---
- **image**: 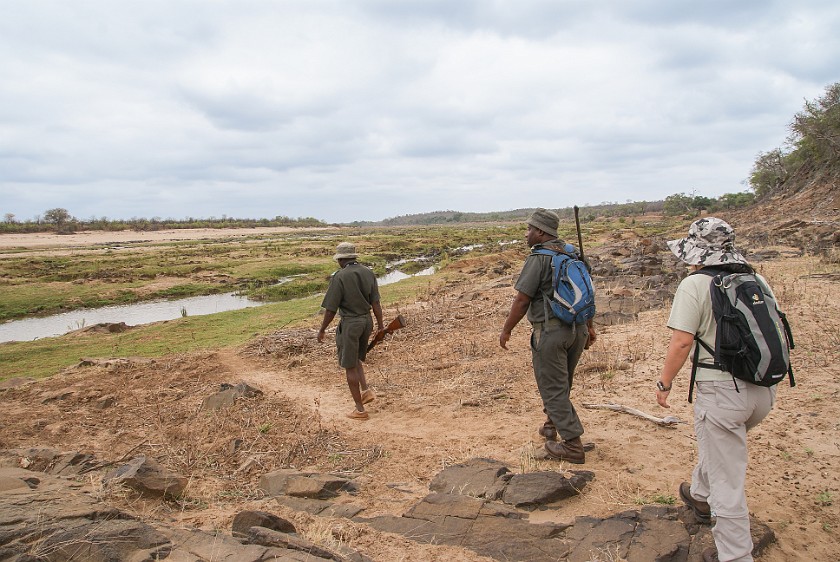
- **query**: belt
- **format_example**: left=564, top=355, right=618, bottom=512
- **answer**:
left=531, top=317, right=563, bottom=331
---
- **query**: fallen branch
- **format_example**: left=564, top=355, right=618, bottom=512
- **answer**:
left=582, top=403, right=686, bottom=427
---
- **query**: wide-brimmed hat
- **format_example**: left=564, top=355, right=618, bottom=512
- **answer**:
left=667, top=217, right=749, bottom=267
left=526, top=208, right=559, bottom=238
left=333, top=242, right=358, bottom=260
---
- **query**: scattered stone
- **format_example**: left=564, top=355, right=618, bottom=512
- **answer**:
left=355, top=459, right=775, bottom=562
left=501, top=470, right=595, bottom=510
left=201, top=381, right=264, bottom=410
left=245, top=527, right=344, bottom=561
left=232, top=510, right=297, bottom=536
left=103, top=454, right=188, bottom=498
left=0, top=377, right=36, bottom=390
left=429, top=457, right=510, bottom=498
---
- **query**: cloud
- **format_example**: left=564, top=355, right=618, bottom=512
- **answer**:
left=1, top=1, right=838, bottom=223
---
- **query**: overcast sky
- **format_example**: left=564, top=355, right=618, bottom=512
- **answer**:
left=1, top=1, right=838, bottom=224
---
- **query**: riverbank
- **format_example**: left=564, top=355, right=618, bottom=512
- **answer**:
left=0, top=226, right=336, bottom=250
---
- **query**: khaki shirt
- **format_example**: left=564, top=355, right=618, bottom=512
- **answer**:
left=321, top=263, right=380, bottom=317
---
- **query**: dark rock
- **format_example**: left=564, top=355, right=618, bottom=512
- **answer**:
left=404, top=492, right=485, bottom=522
left=103, top=454, right=188, bottom=498
left=501, top=470, right=594, bottom=510
left=246, top=526, right=344, bottom=561
left=429, top=457, right=510, bottom=498
left=232, top=510, right=297, bottom=536
left=285, top=474, right=356, bottom=499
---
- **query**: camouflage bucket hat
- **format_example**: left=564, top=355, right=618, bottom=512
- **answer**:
left=667, top=217, right=748, bottom=267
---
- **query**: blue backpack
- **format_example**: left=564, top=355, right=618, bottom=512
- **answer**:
left=532, top=245, right=596, bottom=325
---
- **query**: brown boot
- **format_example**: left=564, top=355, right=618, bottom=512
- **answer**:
left=545, top=437, right=585, bottom=464
left=538, top=417, right=557, bottom=440
left=679, top=482, right=711, bottom=523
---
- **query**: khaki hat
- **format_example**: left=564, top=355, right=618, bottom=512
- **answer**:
left=333, top=242, right=358, bottom=260
left=667, top=217, right=749, bottom=267
left=526, top=208, right=559, bottom=238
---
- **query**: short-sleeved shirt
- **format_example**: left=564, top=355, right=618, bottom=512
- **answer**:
left=668, top=270, right=775, bottom=382
left=514, top=243, right=556, bottom=324
left=321, top=262, right=380, bottom=317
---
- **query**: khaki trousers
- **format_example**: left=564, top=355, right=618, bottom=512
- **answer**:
left=691, top=380, right=776, bottom=562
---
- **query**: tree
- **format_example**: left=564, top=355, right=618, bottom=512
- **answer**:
left=790, top=81, right=840, bottom=166
left=663, top=193, right=695, bottom=216
left=749, top=81, right=840, bottom=197
left=43, top=208, right=71, bottom=226
left=3, top=213, right=15, bottom=223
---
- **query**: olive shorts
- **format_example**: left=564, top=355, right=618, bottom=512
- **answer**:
left=335, top=315, right=373, bottom=369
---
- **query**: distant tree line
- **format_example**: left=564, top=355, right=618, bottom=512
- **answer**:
left=0, top=210, right=327, bottom=234
left=749, top=81, right=840, bottom=198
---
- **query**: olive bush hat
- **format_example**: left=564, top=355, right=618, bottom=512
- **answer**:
left=333, top=242, right=358, bottom=260
left=667, top=217, right=749, bottom=267
left=526, top=208, right=559, bottom=238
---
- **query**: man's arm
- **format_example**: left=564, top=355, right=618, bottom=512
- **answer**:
left=655, top=329, right=694, bottom=408
left=317, top=309, right=337, bottom=343
left=372, top=301, right=385, bottom=332
left=500, top=291, right=531, bottom=349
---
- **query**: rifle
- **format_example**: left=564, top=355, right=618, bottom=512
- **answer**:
left=573, top=205, right=590, bottom=272
left=367, top=315, right=406, bottom=351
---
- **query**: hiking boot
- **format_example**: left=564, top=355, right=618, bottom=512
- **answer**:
left=346, top=409, right=369, bottom=421
left=538, top=418, right=557, bottom=440
left=680, top=482, right=711, bottom=522
left=361, top=388, right=376, bottom=404
left=702, top=547, right=719, bottom=562
left=544, top=437, right=585, bottom=464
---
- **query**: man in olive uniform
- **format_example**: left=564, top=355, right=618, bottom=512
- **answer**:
left=500, top=209, right=596, bottom=463
left=318, top=242, right=385, bottom=420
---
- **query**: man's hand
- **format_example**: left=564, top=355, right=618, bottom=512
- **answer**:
left=499, top=330, right=511, bottom=350
left=656, top=388, right=671, bottom=408
left=317, top=328, right=326, bottom=343
left=584, top=324, right=597, bottom=350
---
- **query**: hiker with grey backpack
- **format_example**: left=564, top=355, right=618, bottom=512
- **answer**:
left=655, top=218, right=795, bottom=562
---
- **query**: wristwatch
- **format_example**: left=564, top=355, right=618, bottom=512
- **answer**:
left=656, top=380, right=672, bottom=392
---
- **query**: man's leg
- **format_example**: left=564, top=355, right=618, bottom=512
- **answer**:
left=532, top=325, right=585, bottom=441
left=346, top=363, right=365, bottom=412
left=695, top=381, right=754, bottom=562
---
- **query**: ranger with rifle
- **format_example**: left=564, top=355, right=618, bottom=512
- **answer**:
left=318, top=242, right=385, bottom=420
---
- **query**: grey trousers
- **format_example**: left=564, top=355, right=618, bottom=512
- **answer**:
left=691, top=380, right=776, bottom=562
left=530, top=320, right=588, bottom=441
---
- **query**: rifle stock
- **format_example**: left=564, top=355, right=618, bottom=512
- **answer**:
left=367, top=315, right=406, bottom=351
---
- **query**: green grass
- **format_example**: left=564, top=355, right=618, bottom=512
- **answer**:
left=0, top=295, right=322, bottom=380
left=0, top=224, right=520, bottom=322
left=0, top=269, right=452, bottom=381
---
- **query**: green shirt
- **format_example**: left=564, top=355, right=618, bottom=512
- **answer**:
left=321, top=262, right=380, bottom=317
left=513, top=244, right=556, bottom=324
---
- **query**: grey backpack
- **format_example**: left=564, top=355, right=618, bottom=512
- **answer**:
left=688, top=268, right=795, bottom=402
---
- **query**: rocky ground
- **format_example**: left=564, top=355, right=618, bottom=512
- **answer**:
left=1, top=202, right=838, bottom=561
